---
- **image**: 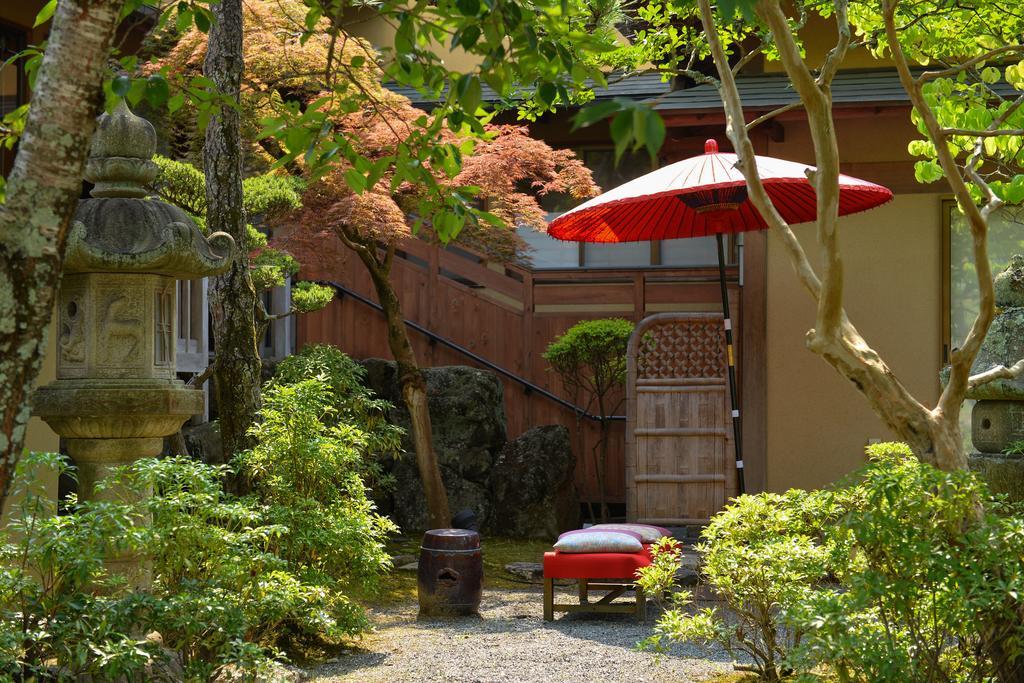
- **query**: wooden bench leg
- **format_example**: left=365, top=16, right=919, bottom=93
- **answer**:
left=578, top=578, right=589, bottom=604
left=544, top=578, right=554, bottom=621
left=635, top=586, right=646, bottom=621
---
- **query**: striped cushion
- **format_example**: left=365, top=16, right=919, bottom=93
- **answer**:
left=588, top=523, right=672, bottom=544
left=553, top=529, right=644, bottom=554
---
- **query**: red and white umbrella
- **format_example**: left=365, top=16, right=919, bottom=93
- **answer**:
left=548, top=139, right=893, bottom=494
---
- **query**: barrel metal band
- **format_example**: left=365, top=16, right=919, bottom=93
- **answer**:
left=419, top=547, right=481, bottom=554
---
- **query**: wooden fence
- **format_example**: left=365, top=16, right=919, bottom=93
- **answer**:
left=297, top=238, right=741, bottom=504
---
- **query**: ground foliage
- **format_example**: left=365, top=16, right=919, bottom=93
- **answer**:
left=639, top=442, right=1024, bottom=683
left=0, top=347, right=397, bottom=680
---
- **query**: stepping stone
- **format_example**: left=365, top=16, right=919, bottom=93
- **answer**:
left=504, top=561, right=544, bottom=582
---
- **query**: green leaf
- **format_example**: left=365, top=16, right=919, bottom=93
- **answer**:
left=538, top=82, right=557, bottom=108
left=167, top=93, right=186, bottom=114
left=461, top=76, right=482, bottom=113
left=644, top=110, right=666, bottom=159
left=459, top=25, right=481, bottom=50
left=395, top=16, right=415, bottom=54
left=34, top=0, right=56, bottom=27
left=146, top=75, right=170, bottom=107
left=573, top=100, right=623, bottom=130
left=456, top=0, right=481, bottom=16
left=914, top=160, right=944, bottom=184
left=343, top=168, right=367, bottom=193
left=980, top=66, right=1001, bottom=84
left=111, top=75, right=132, bottom=98
left=610, top=111, right=633, bottom=162
left=350, top=56, right=366, bottom=68
left=194, top=8, right=212, bottom=33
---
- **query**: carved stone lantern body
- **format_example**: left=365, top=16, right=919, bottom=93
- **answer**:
left=964, top=254, right=1024, bottom=500
left=33, top=101, right=234, bottom=575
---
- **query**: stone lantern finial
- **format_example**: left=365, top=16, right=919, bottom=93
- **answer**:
left=85, top=99, right=160, bottom=199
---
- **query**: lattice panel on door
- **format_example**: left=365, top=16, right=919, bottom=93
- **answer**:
left=636, top=317, right=725, bottom=380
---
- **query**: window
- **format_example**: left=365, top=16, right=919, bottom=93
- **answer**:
left=525, top=147, right=737, bottom=270
left=944, top=201, right=1024, bottom=447
left=0, top=23, right=27, bottom=178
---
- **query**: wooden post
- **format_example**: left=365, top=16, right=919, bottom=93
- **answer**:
left=544, top=578, right=554, bottom=622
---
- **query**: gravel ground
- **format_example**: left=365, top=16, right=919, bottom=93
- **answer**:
left=305, top=587, right=735, bottom=683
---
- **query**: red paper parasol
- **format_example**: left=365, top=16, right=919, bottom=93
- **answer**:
left=548, top=139, right=893, bottom=495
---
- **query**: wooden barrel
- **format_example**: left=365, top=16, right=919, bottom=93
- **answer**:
left=417, top=529, right=483, bottom=617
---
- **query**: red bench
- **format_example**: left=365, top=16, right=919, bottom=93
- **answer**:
left=542, top=548, right=652, bottom=621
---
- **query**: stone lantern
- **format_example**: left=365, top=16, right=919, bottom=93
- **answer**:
left=33, top=101, right=234, bottom=567
left=965, top=255, right=1024, bottom=499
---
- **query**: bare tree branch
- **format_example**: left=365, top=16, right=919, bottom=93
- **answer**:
left=919, top=45, right=1024, bottom=81
left=968, top=359, right=1024, bottom=391
left=746, top=102, right=803, bottom=131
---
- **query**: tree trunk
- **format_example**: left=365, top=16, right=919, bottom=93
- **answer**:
left=361, top=250, right=451, bottom=529
left=204, top=0, right=261, bottom=464
left=0, top=0, right=126, bottom=507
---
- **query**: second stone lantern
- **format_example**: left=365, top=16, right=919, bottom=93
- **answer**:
left=33, top=100, right=235, bottom=575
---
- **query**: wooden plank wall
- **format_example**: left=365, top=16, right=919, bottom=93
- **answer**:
left=297, top=239, right=740, bottom=504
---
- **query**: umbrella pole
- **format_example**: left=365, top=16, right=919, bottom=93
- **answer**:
left=716, top=233, right=745, bottom=495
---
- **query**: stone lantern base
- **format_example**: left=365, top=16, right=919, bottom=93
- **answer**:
left=968, top=453, right=1024, bottom=504
left=34, top=380, right=203, bottom=499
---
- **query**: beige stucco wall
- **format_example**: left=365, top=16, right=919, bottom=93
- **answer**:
left=23, top=318, right=59, bottom=455
left=764, top=192, right=944, bottom=491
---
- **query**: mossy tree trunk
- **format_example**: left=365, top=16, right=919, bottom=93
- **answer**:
left=0, top=0, right=126, bottom=507
left=342, top=234, right=451, bottom=529
left=204, top=0, right=261, bottom=465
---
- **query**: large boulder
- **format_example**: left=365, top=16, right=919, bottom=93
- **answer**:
left=391, top=461, right=493, bottom=531
left=487, top=425, right=578, bottom=538
left=360, top=359, right=507, bottom=530
left=179, top=421, right=222, bottom=465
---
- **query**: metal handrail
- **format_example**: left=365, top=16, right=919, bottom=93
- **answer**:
left=315, top=280, right=627, bottom=422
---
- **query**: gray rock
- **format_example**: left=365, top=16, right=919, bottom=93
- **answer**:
left=391, top=554, right=417, bottom=566
left=398, top=562, right=419, bottom=572
left=182, top=420, right=223, bottom=465
left=361, top=359, right=507, bottom=480
left=504, top=562, right=544, bottom=582
left=487, top=425, right=578, bottom=538
left=361, top=360, right=508, bottom=530
left=391, top=460, right=492, bottom=532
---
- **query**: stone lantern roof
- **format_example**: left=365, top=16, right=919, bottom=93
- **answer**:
left=62, top=98, right=234, bottom=279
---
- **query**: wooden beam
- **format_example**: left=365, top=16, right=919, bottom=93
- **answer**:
left=740, top=230, right=767, bottom=493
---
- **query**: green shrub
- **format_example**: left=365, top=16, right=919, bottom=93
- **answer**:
left=271, top=343, right=403, bottom=489
left=0, top=452, right=157, bottom=680
left=790, top=442, right=1024, bottom=683
left=543, top=318, right=634, bottom=521
left=237, top=378, right=398, bottom=610
left=638, top=488, right=849, bottom=682
left=641, top=442, right=1024, bottom=683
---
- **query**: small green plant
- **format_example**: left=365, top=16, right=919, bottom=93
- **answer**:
left=0, top=452, right=157, bottom=680
left=237, top=377, right=398, bottom=618
left=1003, top=440, right=1024, bottom=457
left=638, top=489, right=849, bottom=682
left=641, top=442, right=1024, bottom=682
left=544, top=317, right=634, bottom=521
left=789, top=442, right=1024, bottom=683
left=270, top=343, right=403, bottom=463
